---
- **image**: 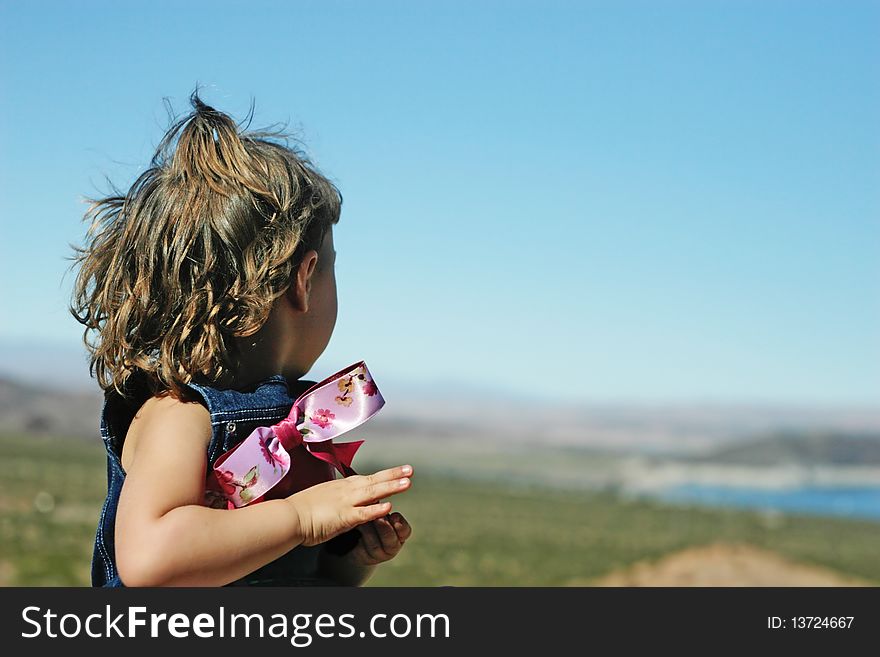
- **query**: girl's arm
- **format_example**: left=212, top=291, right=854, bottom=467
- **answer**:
left=115, top=395, right=307, bottom=587
left=115, top=394, right=413, bottom=586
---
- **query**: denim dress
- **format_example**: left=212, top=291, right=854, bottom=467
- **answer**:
left=91, top=372, right=351, bottom=587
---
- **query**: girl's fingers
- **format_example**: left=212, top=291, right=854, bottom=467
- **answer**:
left=389, top=513, right=413, bottom=542
left=356, top=521, right=384, bottom=561
left=356, top=475, right=411, bottom=506
left=358, top=501, right=392, bottom=523
left=365, top=465, right=413, bottom=485
left=373, top=515, right=400, bottom=552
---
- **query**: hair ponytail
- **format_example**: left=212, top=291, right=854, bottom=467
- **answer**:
left=67, top=88, right=341, bottom=400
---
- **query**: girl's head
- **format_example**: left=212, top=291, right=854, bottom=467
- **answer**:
left=68, top=89, right=341, bottom=399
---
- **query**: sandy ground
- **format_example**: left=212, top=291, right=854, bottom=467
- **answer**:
left=578, top=542, right=873, bottom=587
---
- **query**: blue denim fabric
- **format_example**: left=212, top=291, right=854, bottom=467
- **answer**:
left=91, top=373, right=340, bottom=587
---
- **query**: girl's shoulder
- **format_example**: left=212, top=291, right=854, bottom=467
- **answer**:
left=119, top=392, right=212, bottom=473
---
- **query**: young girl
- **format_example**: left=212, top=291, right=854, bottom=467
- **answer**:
left=68, top=90, right=413, bottom=587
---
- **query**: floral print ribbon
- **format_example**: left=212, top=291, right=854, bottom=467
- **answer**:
left=205, top=361, right=384, bottom=509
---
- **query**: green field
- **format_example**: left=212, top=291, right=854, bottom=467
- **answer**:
left=2, top=433, right=879, bottom=586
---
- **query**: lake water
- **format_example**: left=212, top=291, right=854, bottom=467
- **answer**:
left=654, top=484, right=880, bottom=521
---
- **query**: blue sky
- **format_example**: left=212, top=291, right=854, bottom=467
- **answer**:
left=0, top=0, right=877, bottom=404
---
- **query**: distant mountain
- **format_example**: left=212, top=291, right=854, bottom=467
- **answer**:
left=0, top=336, right=97, bottom=391
left=0, top=375, right=104, bottom=439
left=2, top=336, right=880, bottom=456
left=686, top=431, right=880, bottom=467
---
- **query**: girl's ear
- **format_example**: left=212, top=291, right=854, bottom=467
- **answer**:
left=286, top=250, right=319, bottom=312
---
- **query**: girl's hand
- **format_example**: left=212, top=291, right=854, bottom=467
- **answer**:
left=285, top=465, right=413, bottom=547
left=347, top=512, right=412, bottom=565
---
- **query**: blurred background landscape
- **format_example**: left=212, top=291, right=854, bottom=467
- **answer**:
left=2, top=344, right=879, bottom=586
left=2, top=0, right=878, bottom=585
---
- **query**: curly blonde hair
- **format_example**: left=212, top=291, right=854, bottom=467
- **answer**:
left=67, top=89, right=341, bottom=400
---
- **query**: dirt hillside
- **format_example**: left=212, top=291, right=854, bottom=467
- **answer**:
left=578, top=543, right=872, bottom=587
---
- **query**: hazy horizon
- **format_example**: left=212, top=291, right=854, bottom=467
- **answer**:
left=2, top=335, right=879, bottom=412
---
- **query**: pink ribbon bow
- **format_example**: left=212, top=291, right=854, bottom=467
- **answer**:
left=205, top=361, right=385, bottom=509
